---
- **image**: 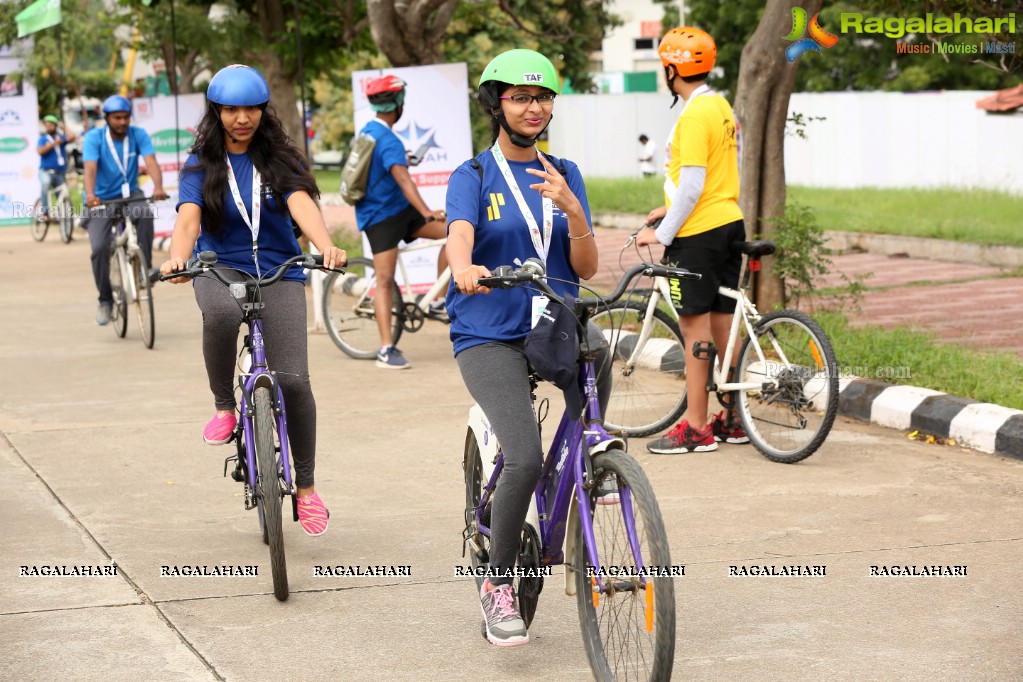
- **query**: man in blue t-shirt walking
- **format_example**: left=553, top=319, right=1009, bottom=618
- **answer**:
left=354, top=75, right=446, bottom=369
left=36, top=114, right=76, bottom=221
left=82, top=95, right=168, bottom=326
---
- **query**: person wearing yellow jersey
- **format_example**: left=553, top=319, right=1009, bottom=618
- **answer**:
left=636, top=26, right=749, bottom=455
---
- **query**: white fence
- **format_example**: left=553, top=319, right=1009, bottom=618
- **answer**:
left=549, top=90, right=1023, bottom=194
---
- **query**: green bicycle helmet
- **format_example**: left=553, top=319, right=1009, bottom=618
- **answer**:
left=478, top=49, right=561, bottom=148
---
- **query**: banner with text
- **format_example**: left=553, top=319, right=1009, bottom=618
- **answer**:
left=0, top=46, right=40, bottom=226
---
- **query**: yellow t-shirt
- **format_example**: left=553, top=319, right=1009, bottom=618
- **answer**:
left=664, top=93, right=743, bottom=239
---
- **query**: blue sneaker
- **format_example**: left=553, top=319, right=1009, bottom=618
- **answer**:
left=376, top=345, right=410, bottom=370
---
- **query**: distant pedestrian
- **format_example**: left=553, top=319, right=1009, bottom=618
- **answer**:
left=638, top=133, right=656, bottom=177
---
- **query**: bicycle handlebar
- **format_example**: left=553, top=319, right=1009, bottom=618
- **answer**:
left=476, top=260, right=700, bottom=312
left=159, top=251, right=344, bottom=285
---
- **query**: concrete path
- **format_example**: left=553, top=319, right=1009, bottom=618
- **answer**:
left=2, top=227, right=1023, bottom=680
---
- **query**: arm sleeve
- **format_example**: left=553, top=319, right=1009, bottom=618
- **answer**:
left=135, top=128, right=155, bottom=157
left=82, top=130, right=100, bottom=162
left=445, top=163, right=482, bottom=228
left=655, top=166, right=706, bottom=246
left=175, top=157, right=204, bottom=211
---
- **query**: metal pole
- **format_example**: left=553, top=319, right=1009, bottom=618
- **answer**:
left=679, top=0, right=686, bottom=26
left=56, top=26, right=65, bottom=117
left=170, top=0, right=180, bottom=172
left=294, top=0, right=309, bottom=159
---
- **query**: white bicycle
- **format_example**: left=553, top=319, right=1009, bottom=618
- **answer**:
left=590, top=231, right=839, bottom=463
left=321, top=237, right=450, bottom=359
left=31, top=170, right=76, bottom=244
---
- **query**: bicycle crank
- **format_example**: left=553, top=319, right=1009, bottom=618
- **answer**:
left=402, top=302, right=426, bottom=332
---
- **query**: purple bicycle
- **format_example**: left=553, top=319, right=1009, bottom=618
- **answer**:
left=463, top=260, right=699, bottom=680
left=163, top=250, right=344, bottom=601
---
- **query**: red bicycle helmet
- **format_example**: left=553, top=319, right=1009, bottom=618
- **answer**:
left=366, top=75, right=406, bottom=112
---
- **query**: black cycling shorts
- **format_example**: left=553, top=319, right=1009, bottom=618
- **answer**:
left=365, top=203, right=427, bottom=254
left=662, top=219, right=746, bottom=316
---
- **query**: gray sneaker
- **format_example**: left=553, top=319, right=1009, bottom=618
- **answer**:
left=480, top=579, right=528, bottom=646
left=96, top=302, right=113, bottom=326
left=376, top=345, right=410, bottom=369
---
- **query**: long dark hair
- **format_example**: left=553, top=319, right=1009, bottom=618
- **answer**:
left=183, top=101, right=319, bottom=239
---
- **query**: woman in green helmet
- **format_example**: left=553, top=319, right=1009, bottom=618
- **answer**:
left=444, top=48, right=607, bottom=647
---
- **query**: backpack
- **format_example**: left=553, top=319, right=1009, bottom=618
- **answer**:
left=338, top=133, right=376, bottom=204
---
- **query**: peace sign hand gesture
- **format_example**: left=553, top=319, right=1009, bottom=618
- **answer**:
left=526, top=151, right=581, bottom=215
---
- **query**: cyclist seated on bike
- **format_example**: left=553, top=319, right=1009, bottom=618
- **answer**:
left=353, top=74, right=447, bottom=370
left=635, top=27, right=750, bottom=454
left=158, top=64, right=346, bottom=537
left=82, top=95, right=169, bottom=326
left=36, top=114, right=75, bottom=221
left=446, top=48, right=612, bottom=647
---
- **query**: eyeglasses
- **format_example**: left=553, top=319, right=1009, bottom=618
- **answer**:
left=500, top=93, right=556, bottom=106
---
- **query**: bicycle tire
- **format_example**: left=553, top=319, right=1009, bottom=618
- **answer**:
left=30, top=199, right=48, bottom=242
left=463, top=429, right=542, bottom=628
left=322, top=256, right=404, bottom=360
left=58, top=197, right=74, bottom=243
left=575, top=449, right=675, bottom=681
left=131, top=254, right=155, bottom=349
left=108, top=250, right=128, bottom=338
left=735, top=309, right=839, bottom=464
left=254, top=386, right=288, bottom=600
left=590, top=301, right=687, bottom=437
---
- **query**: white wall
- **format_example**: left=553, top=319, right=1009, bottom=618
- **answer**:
left=550, top=90, right=1023, bottom=194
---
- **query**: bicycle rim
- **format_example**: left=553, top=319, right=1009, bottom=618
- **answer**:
left=254, top=386, right=288, bottom=600
left=590, top=301, right=687, bottom=437
left=59, top=198, right=74, bottom=243
left=108, top=250, right=128, bottom=338
left=736, top=310, right=839, bottom=463
left=322, top=256, right=404, bottom=360
left=30, top=199, right=48, bottom=242
left=576, top=450, right=675, bottom=681
left=131, top=255, right=155, bottom=348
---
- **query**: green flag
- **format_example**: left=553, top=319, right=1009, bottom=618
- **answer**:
left=15, top=0, right=63, bottom=38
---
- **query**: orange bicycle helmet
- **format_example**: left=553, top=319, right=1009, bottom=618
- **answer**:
left=658, top=27, right=716, bottom=77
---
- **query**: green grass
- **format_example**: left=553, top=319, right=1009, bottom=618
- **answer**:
left=818, top=312, right=1023, bottom=410
left=584, top=177, right=665, bottom=216
left=314, top=169, right=341, bottom=194
left=788, top=186, right=1023, bottom=247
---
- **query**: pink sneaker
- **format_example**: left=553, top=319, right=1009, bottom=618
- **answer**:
left=297, top=492, right=329, bottom=536
left=203, top=412, right=237, bottom=445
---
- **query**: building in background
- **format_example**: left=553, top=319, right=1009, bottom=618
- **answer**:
left=566, top=0, right=666, bottom=94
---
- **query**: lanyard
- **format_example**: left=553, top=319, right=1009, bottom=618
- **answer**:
left=104, top=129, right=129, bottom=181
left=490, top=143, right=553, bottom=265
left=47, top=134, right=64, bottom=166
left=225, top=154, right=263, bottom=276
left=664, top=84, right=713, bottom=198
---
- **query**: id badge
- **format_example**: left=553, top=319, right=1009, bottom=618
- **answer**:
left=121, top=183, right=130, bottom=199
left=531, top=295, right=549, bottom=329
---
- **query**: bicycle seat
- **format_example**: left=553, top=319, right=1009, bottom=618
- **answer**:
left=731, top=241, right=776, bottom=257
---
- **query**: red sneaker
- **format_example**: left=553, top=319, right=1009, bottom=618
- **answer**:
left=710, top=411, right=750, bottom=444
left=646, top=420, right=717, bottom=455
left=203, top=412, right=237, bottom=445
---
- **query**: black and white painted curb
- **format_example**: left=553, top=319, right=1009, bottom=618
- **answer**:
left=838, top=379, right=1023, bottom=461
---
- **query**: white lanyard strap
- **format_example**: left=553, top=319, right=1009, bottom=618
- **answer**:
left=664, top=84, right=713, bottom=198
left=225, top=155, right=263, bottom=275
left=104, top=129, right=129, bottom=181
left=490, top=143, right=553, bottom=265
left=47, top=134, right=64, bottom=166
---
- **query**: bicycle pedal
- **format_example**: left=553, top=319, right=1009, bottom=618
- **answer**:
left=692, top=341, right=717, bottom=361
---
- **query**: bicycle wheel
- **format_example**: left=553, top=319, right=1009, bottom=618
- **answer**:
left=254, top=386, right=288, bottom=601
left=575, top=449, right=675, bottom=681
left=463, top=430, right=543, bottom=628
left=58, top=197, right=74, bottom=243
left=30, top=199, right=48, bottom=242
left=131, top=253, right=155, bottom=349
left=108, top=249, right=128, bottom=338
left=590, top=301, right=687, bottom=437
left=322, top=256, right=403, bottom=360
left=735, top=309, right=839, bottom=464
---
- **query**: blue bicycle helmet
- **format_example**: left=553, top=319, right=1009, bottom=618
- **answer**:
left=207, top=65, right=271, bottom=106
left=102, top=95, right=132, bottom=114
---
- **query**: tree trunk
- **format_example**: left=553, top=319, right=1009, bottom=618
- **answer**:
left=246, top=0, right=303, bottom=155
left=733, top=0, right=820, bottom=309
left=367, top=0, right=458, bottom=65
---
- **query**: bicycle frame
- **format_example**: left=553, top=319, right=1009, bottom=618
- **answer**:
left=468, top=358, right=643, bottom=598
left=389, top=238, right=451, bottom=311
left=112, top=211, right=140, bottom=304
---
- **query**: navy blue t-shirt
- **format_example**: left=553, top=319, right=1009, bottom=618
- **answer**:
left=353, top=119, right=410, bottom=231
left=177, top=152, right=304, bottom=282
left=444, top=150, right=593, bottom=355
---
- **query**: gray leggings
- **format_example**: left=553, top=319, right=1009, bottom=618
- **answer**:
left=193, top=275, right=318, bottom=488
left=456, top=327, right=611, bottom=587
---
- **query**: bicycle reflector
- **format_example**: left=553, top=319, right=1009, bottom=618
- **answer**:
left=749, top=259, right=761, bottom=272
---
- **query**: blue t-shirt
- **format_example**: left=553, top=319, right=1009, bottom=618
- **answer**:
left=37, top=133, right=68, bottom=171
left=177, top=151, right=305, bottom=282
left=353, top=119, right=410, bottom=231
left=445, top=151, right=593, bottom=355
left=82, top=125, right=155, bottom=200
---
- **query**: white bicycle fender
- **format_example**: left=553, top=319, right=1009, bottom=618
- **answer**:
left=467, top=403, right=540, bottom=532
left=564, top=493, right=579, bottom=596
